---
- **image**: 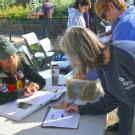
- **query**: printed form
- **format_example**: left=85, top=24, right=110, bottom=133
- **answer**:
left=42, top=107, right=80, bottom=128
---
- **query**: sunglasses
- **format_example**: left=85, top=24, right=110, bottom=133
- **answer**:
left=101, top=8, right=108, bottom=20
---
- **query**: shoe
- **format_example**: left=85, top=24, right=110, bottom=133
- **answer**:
left=106, top=122, right=119, bottom=132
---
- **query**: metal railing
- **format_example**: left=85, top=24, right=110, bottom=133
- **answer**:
left=0, top=16, right=101, bottom=44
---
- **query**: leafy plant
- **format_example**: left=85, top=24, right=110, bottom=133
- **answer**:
left=52, top=0, right=74, bottom=18
left=30, top=44, right=41, bottom=53
left=0, top=0, right=15, bottom=10
left=0, top=4, right=31, bottom=19
left=0, top=0, right=95, bottom=19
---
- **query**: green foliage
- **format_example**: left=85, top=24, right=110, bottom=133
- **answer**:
left=30, top=44, right=41, bottom=53
left=0, top=0, right=95, bottom=19
left=31, top=0, right=42, bottom=13
left=0, top=0, right=15, bottom=10
left=0, top=4, right=31, bottom=19
left=52, top=0, right=74, bottom=18
left=90, top=0, right=96, bottom=17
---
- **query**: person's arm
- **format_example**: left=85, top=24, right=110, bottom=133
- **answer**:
left=0, top=88, right=27, bottom=105
left=22, top=62, right=46, bottom=90
left=78, top=92, right=119, bottom=115
left=99, top=30, right=112, bottom=37
left=65, top=91, right=119, bottom=115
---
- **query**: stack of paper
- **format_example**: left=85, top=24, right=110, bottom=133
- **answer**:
left=0, top=91, right=63, bottom=121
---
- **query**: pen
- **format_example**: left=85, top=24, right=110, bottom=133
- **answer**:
left=61, top=112, right=65, bottom=118
left=57, top=84, right=66, bottom=86
left=51, top=107, right=55, bottom=119
left=51, top=113, right=54, bottom=119
left=68, top=97, right=77, bottom=106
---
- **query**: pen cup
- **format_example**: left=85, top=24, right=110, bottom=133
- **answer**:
left=51, top=64, right=59, bottom=86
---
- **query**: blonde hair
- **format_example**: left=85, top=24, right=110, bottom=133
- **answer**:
left=0, top=53, right=21, bottom=74
left=60, top=26, right=106, bottom=75
left=94, top=0, right=127, bottom=18
left=11, top=54, right=21, bottom=74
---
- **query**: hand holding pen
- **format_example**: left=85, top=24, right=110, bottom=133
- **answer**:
left=64, top=98, right=79, bottom=113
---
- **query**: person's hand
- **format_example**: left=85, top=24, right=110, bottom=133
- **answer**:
left=24, top=82, right=39, bottom=97
left=0, top=83, right=3, bottom=88
left=24, top=88, right=34, bottom=97
left=27, top=82, right=39, bottom=92
left=64, top=101, right=79, bottom=112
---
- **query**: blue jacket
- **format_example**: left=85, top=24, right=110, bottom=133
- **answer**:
left=67, top=8, right=86, bottom=28
left=112, top=5, right=135, bottom=41
left=87, top=5, right=135, bottom=82
left=79, top=41, right=135, bottom=115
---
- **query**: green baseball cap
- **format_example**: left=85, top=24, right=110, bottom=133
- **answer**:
left=0, top=36, right=17, bottom=60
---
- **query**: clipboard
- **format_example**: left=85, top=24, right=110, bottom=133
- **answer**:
left=41, top=105, right=80, bottom=129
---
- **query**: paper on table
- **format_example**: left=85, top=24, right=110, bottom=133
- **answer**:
left=44, top=85, right=66, bottom=100
left=0, top=91, right=57, bottom=121
left=42, top=107, right=80, bottom=128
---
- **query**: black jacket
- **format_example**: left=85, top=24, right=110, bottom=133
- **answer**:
left=0, top=61, right=46, bottom=105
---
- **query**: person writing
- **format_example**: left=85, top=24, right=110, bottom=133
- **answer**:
left=59, top=27, right=135, bottom=135
left=95, top=0, right=135, bottom=132
left=0, top=36, right=46, bottom=104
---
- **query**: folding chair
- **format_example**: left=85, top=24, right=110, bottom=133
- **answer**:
left=38, top=38, right=71, bottom=71
left=22, top=32, right=58, bottom=69
left=22, top=32, right=71, bottom=72
left=22, top=32, right=44, bottom=58
left=16, top=51, right=37, bottom=72
left=16, top=45, right=39, bottom=71
left=38, top=38, right=60, bottom=67
left=22, top=32, right=48, bottom=70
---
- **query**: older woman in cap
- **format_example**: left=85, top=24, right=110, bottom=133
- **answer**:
left=60, top=27, right=135, bottom=135
left=0, top=36, right=46, bottom=104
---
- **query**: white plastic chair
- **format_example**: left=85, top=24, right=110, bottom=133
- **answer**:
left=17, top=44, right=32, bottom=60
left=22, top=32, right=70, bottom=71
left=22, top=32, right=44, bottom=58
left=22, top=32, right=57, bottom=68
left=39, top=38, right=70, bottom=70
left=16, top=44, right=39, bottom=71
left=38, top=38, right=55, bottom=58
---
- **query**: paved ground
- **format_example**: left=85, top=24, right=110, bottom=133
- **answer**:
left=104, top=132, right=118, bottom=135
left=3, top=34, right=23, bottom=43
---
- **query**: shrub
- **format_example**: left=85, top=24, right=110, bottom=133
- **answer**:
left=52, top=0, right=74, bottom=18
left=0, top=0, right=15, bottom=10
left=0, top=0, right=95, bottom=19
left=0, top=4, right=31, bottom=19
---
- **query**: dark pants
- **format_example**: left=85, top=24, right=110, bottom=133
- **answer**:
left=118, top=102, right=134, bottom=135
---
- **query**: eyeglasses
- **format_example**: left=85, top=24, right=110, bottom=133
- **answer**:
left=101, top=9, right=107, bottom=20
left=101, top=10, right=107, bottom=20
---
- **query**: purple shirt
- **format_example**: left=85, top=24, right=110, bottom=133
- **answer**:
left=83, top=12, right=92, bottom=29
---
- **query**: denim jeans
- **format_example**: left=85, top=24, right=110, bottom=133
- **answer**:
left=118, top=102, right=134, bottom=135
